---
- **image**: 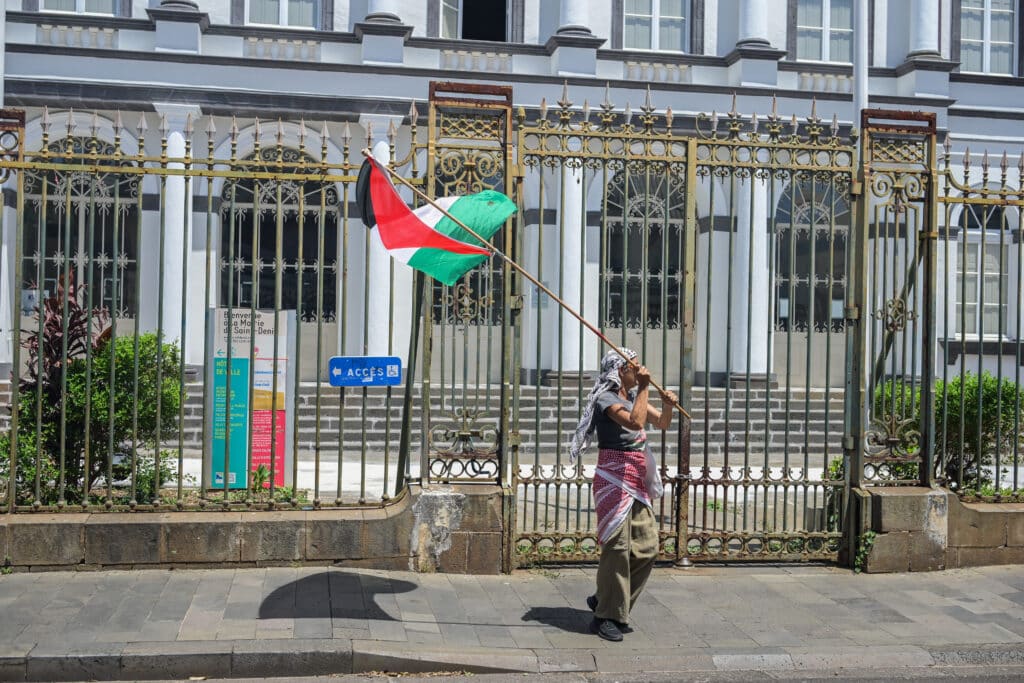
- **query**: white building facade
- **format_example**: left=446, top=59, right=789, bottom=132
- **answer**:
left=0, top=0, right=1021, bottom=388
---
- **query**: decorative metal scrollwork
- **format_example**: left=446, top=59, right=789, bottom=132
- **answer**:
left=443, top=282, right=494, bottom=328
left=864, top=413, right=921, bottom=461
left=428, top=408, right=500, bottom=483
left=874, top=297, right=917, bottom=332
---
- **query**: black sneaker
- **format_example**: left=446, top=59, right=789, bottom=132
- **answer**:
left=590, top=617, right=624, bottom=642
left=586, top=595, right=633, bottom=634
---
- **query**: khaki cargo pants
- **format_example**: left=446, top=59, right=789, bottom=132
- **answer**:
left=594, top=499, right=658, bottom=624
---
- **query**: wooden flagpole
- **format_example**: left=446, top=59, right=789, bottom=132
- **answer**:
left=362, top=149, right=691, bottom=422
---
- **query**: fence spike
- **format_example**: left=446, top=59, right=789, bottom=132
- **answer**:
left=184, top=113, right=194, bottom=139
left=90, top=111, right=99, bottom=138
left=665, top=106, right=674, bottom=130
left=254, top=117, right=262, bottom=141
left=831, top=113, right=839, bottom=137
left=791, top=113, right=799, bottom=134
left=962, top=147, right=971, bottom=173
left=624, top=102, right=632, bottom=125
left=540, top=97, right=548, bottom=120
left=710, top=110, right=717, bottom=130
left=230, top=116, right=238, bottom=139
left=1019, top=150, right=1023, bottom=175
left=321, top=120, right=330, bottom=143
left=810, top=97, right=818, bottom=121
left=601, top=82, right=615, bottom=112
left=750, top=112, right=758, bottom=134
left=982, top=150, right=990, bottom=174
left=559, top=81, right=571, bottom=110
left=729, top=92, right=737, bottom=117
left=204, top=116, right=216, bottom=138
left=644, top=86, right=654, bottom=113
left=298, top=118, right=307, bottom=148
left=277, top=118, right=285, bottom=146
left=408, top=100, right=418, bottom=123
left=1000, top=150, right=1008, bottom=175
left=341, top=121, right=351, bottom=146
left=771, top=94, right=779, bottom=120
left=66, top=107, right=75, bottom=137
left=41, top=105, right=50, bottom=133
left=159, top=113, right=169, bottom=136
left=136, top=111, right=147, bottom=136
left=387, top=119, right=397, bottom=143
left=365, top=119, right=373, bottom=145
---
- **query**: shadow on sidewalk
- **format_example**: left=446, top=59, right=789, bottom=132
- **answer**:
left=521, top=606, right=593, bottom=634
left=259, top=570, right=416, bottom=621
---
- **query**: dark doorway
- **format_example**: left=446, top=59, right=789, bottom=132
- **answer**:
left=462, top=0, right=506, bottom=41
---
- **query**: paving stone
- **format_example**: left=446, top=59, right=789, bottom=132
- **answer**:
left=231, top=638, right=353, bottom=677
left=121, top=640, right=233, bottom=680
left=351, top=641, right=538, bottom=675
left=593, top=650, right=715, bottom=674
left=712, top=653, right=793, bottom=670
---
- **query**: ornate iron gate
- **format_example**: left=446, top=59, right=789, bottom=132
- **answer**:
left=507, top=93, right=853, bottom=565
left=419, top=84, right=519, bottom=489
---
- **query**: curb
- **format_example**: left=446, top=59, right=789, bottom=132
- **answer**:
left=5, top=641, right=1024, bottom=681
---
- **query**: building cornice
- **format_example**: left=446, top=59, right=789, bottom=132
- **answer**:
left=950, top=72, right=1024, bottom=86
left=596, top=48, right=724, bottom=68
left=893, top=56, right=958, bottom=78
left=406, top=36, right=548, bottom=55
left=7, top=9, right=149, bottom=30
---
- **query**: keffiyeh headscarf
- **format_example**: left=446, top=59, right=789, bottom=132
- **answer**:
left=568, top=347, right=638, bottom=464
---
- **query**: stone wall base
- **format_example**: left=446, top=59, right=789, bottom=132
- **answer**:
left=863, top=487, right=1024, bottom=572
left=0, top=484, right=510, bottom=574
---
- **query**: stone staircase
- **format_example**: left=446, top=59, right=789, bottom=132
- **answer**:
left=1, top=381, right=846, bottom=466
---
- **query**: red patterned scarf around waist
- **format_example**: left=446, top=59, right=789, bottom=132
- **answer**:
left=593, top=436, right=651, bottom=545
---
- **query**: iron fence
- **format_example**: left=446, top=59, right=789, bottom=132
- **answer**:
left=0, top=92, right=1019, bottom=569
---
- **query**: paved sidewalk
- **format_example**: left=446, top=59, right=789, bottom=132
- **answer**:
left=1, top=563, right=1024, bottom=681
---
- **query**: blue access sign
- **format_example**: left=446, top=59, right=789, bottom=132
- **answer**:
left=328, top=355, right=403, bottom=387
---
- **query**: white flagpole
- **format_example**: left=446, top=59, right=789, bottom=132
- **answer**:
left=853, top=0, right=869, bottom=120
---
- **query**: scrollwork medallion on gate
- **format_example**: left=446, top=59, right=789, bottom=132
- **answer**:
left=428, top=408, right=500, bottom=482
left=874, top=297, right=917, bottom=332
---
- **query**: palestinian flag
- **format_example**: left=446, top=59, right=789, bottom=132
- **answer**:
left=356, top=156, right=516, bottom=286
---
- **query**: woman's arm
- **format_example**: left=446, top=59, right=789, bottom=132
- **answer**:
left=647, top=390, right=678, bottom=431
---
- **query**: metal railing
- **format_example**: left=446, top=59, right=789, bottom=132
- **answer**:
left=1, top=107, right=425, bottom=511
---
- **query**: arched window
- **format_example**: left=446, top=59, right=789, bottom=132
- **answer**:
left=602, top=166, right=686, bottom=329
left=219, top=148, right=340, bottom=322
left=956, top=200, right=1010, bottom=338
left=773, top=176, right=850, bottom=333
left=22, top=137, right=140, bottom=317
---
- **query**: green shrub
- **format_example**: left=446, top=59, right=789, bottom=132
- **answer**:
left=1, top=280, right=180, bottom=505
left=935, top=371, right=1024, bottom=491
left=870, top=373, right=1023, bottom=491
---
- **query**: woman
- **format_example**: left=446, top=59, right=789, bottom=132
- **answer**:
left=569, top=348, right=677, bottom=642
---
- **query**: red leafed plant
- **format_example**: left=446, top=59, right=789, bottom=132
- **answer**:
left=20, top=272, right=110, bottom=396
